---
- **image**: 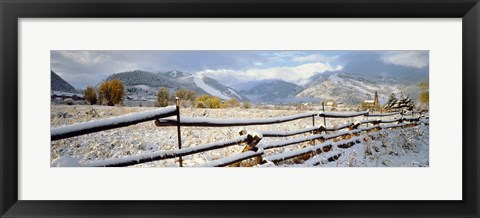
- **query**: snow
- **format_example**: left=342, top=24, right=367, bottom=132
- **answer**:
left=301, top=151, right=342, bottom=167
left=269, top=123, right=428, bottom=167
left=329, top=74, right=344, bottom=84
left=334, top=122, right=355, bottom=130
left=260, top=126, right=318, bottom=137
left=228, top=88, right=242, bottom=100
left=323, top=129, right=363, bottom=140
left=324, top=125, right=429, bottom=167
left=51, top=106, right=177, bottom=140
left=50, top=154, right=81, bottom=167
left=193, top=76, right=231, bottom=99
left=259, top=133, right=324, bottom=150
left=331, top=135, right=364, bottom=147
left=51, top=105, right=428, bottom=168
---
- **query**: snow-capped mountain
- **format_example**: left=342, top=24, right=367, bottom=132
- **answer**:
left=160, top=70, right=192, bottom=79
left=51, top=71, right=77, bottom=93
left=99, top=69, right=425, bottom=105
left=297, top=72, right=424, bottom=105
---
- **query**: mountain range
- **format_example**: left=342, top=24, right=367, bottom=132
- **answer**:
left=297, top=71, right=424, bottom=105
left=52, top=69, right=427, bottom=105
left=103, top=70, right=248, bottom=101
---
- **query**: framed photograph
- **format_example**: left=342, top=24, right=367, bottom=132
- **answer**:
left=1, top=0, right=479, bottom=217
left=49, top=50, right=430, bottom=168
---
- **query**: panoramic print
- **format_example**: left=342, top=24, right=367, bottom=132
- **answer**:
left=50, top=50, right=429, bottom=167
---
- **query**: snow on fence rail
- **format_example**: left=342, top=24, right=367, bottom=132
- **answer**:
left=51, top=106, right=178, bottom=141
left=300, top=151, right=343, bottom=167
left=318, top=110, right=369, bottom=118
left=154, top=112, right=317, bottom=127
left=51, top=105, right=426, bottom=167
left=366, top=111, right=401, bottom=117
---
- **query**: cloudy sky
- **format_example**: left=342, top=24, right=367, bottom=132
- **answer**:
left=51, top=50, right=429, bottom=89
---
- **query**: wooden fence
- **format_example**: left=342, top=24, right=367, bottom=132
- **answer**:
left=51, top=101, right=428, bottom=167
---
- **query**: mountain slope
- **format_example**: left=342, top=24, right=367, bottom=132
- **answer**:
left=51, top=71, right=77, bottom=93
left=240, top=79, right=303, bottom=103
left=297, top=73, right=423, bottom=105
left=103, top=70, right=247, bottom=101
left=160, top=70, right=192, bottom=79
left=193, top=75, right=248, bottom=101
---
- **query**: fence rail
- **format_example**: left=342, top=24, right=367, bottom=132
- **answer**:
left=51, top=106, right=428, bottom=167
left=153, top=112, right=317, bottom=127
left=51, top=106, right=177, bottom=141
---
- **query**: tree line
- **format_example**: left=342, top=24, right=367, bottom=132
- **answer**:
left=156, top=87, right=250, bottom=109
left=84, top=79, right=125, bottom=106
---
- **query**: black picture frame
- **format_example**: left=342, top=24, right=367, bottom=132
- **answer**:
left=1, top=0, right=479, bottom=217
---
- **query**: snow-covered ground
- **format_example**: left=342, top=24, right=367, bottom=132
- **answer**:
left=51, top=105, right=429, bottom=167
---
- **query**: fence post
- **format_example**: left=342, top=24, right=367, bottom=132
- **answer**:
left=176, top=97, right=183, bottom=167
left=312, top=114, right=316, bottom=146
left=322, top=102, right=326, bottom=126
left=236, top=131, right=262, bottom=167
left=366, top=113, right=369, bottom=127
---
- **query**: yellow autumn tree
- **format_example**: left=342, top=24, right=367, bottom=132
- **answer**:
left=84, top=85, right=97, bottom=105
left=98, top=79, right=125, bottom=106
left=176, top=88, right=196, bottom=102
left=194, top=94, right=224, bottom=109
left=156, top=87, right=170, bottom=107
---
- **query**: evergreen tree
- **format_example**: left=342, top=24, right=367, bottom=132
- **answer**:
left=384, top=93, right=398, bottom=110
left=384, top=93, right=415, bottom=111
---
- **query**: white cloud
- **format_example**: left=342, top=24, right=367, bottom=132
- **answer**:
left=198, top=62, right=343, bottom=85
left=57, top=51, right=111, bottom=65
left=261, top=51, right=303, bottom=62
left=292, top=54, right=338, bottom=63
left=381, top=51, right=429, bottom=68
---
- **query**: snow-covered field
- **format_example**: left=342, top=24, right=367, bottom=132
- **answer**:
left=50, top=105, right=429, bottom=167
